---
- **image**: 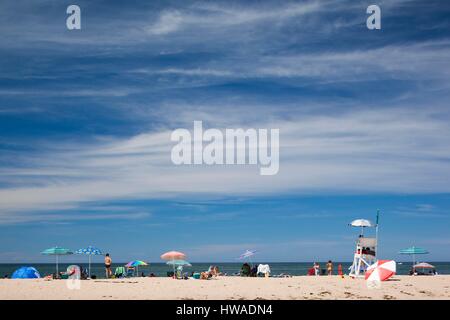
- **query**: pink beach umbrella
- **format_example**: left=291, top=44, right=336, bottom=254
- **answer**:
left=365, top=260, right=396, bottom=282
left=161, top=251, right=186, bottom=261
left=161, top=251, right=187, bottom=278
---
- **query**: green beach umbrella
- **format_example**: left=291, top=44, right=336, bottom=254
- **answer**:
left=41, top=246, right=73, bottom=274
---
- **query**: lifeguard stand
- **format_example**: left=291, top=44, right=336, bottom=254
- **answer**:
left=348, top=218, right=378, bottom=277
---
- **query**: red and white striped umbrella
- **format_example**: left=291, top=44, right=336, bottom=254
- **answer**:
left=365, top=260, right=396, bottom=282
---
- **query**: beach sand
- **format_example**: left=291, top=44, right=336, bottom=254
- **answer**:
left=1, top=275, right=449, bottom=300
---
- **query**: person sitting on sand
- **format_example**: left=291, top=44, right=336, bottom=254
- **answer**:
left=105, top=253, right=112, bottom=278
left=208, top=265, right=220, bottom=277
left=240, top=263, right=251, bottom=277
left=327, top=260, right=333, bottom=275
left=250, top=264, right=258, bottom=277
left=80, top=266, right=88, bottom=280
left=200, top=271, right=212, bottom=280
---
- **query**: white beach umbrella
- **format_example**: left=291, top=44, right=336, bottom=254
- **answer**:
left=349, top=219, right=375, bottom=236
left=238, top=250, right=257, bottom=267
left=349, top=219, right=374, bottom=227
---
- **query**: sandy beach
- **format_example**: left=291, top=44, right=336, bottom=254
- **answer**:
left=1, top=275, right=449, bottom=300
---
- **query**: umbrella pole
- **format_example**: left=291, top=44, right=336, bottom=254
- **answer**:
left=89, top=255, right=91, bottom=278
left=173, top=259, right=176, bottom=279
left=56, top=255, right=59, bottom=275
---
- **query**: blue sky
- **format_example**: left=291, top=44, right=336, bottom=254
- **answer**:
left=1, top=0, right=450, bottom=263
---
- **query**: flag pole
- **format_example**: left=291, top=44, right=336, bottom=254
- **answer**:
left=375, top=210, right=380, bottom=260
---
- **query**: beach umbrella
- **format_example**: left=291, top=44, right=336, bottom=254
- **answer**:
left=161, top=251, right=186, bottom=260
left=350, top=219, right=374, bottom=227
left=239, top=249, right=256, bottom=259
left=125, top=260, right=148, bottom=276
left=41, top=246, right=73, bottom=274
left=166, top=260, right=192, bottom=267
left=349, top=219, right=374, bottom=236
left=413, top=262, right=435, bottom=274
left=161, top=251, right=187, bottom=277
left=365, top=260, right=396, bottom=282
left=11, top=266, right=40, bottom=279
left=413, top=262, right=435, bottom=269
left=238, top=250, right=257, bottom=266
left=399, top=246, right=429, bottom=265
left=75, top=246, right=103, bottom=277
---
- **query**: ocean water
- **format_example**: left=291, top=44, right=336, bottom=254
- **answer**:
left=1, top=262, right=449, bottom=279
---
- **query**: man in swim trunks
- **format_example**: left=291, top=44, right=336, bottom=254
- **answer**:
left=105, top=253, right=112, bottom=278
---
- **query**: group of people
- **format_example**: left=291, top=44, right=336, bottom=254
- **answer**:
left=199, top=265, right=221, bottom=279
left=409, top=268, right=438, bottom=276
left=309, top=261, right=343, bottom=276
left=104, top=253, right=346, bottom=279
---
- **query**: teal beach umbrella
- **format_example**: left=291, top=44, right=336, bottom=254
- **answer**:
left=41, top=246, right=73, bottom=274
left=166, top=260, right=192, bottom=267
left=399, top=246, right=429, bottom=266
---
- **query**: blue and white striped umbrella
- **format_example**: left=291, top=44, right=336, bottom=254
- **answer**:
left=75, top=246, right=103, bottom=255
left=75, top=246, right=103, bottom=277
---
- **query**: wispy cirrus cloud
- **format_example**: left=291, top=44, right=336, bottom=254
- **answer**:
left=1, top=104, right=450, bottom=223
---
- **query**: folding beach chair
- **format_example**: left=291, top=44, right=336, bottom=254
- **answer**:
left=114, top=266, right=126, bottom=278
left=126, top=267, right=135, bottom=277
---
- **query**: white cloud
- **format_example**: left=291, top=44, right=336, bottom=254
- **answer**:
left=146, top=1, right=323, bottom=36
left=147, top=10, right=185, bottom=35
left=1, top=105, right=450, bottom=223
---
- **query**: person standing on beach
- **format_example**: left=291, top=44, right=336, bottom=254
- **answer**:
left=338, top=264, right=344, bottom=278
left=327, top=260, right=333, bottom=275
left=105, top=253, right=112, bottom=278
left=313, top=262, right=320, bottom=276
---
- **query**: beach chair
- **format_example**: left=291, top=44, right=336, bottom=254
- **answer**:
left=126, top=267, right=135, bottom=277
left=114, top=266, right=126, bottom=278
left=175, top=266, right=187, bottom=279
